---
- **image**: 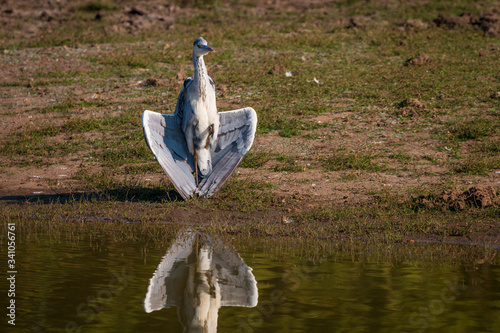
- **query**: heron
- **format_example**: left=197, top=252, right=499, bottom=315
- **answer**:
left=143, top=229, right=258, bottom=332
left=142, top=37, right=257, bottom=200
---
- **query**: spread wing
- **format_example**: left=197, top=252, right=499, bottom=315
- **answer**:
left=142, top=110, right=196, bottom=200
left=210, top=241, right=258, bottom=307
left=196, top=107, right=258, bottom=198
left=143, top=230, right=196, bottom=313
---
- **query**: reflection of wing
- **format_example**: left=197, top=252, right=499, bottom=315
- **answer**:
left=143, top=230, right=196, bottom=313
left=210, top=239, right=258, bottom=307
left=144, top=230, right=258, bottom=314
left=142, top=110, right=196, bottom=200
left=196, top=107, right=258, bottom=198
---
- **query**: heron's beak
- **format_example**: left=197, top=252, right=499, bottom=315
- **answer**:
left=202, top=45, right=215, bottom=52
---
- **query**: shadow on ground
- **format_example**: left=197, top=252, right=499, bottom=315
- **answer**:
left=0, top=187, right=184, bottom=204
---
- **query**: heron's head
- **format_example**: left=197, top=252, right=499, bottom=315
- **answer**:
left=193, top=37, right=214, bottom=57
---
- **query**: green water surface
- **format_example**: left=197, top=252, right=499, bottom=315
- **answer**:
left=1, top=228, right=499, bottom=333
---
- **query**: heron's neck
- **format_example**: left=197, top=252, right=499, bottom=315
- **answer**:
left=193, top=55, right=208, bottom=101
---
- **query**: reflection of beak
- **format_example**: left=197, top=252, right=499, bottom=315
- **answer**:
left=202, top=45, right=215, bottom=52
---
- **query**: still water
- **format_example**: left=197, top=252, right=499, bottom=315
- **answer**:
left=2, top=227, right=500, bottom=333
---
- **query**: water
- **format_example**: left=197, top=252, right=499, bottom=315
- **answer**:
left=2, top=227, right=500, bottom=333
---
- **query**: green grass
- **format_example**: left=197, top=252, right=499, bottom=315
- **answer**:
left=477, top=140, right=500, bottom=156
left=40, top=99, right=110, bottom=114
left=453, top=156, right=500, bottom=175
left=387, top=152, right=414, bottom=162
left=239, top=151, right=271, bottom=169
left=273, top=155, right=305, bottom=173
left=322, top=153, right=380, bottom=172
left=448, top=118, right=498, bottom=141
left=76, top=1, right=119, bottom=12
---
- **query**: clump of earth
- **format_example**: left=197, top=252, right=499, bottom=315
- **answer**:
left=396, top=98, right=432, bottom=118
left=405, top=53, right=433, bottom=66
left=414, top=186, right=499, bottom=211
left=434, top=9, right=500, bottom=36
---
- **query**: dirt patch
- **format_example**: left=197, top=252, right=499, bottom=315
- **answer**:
left=434, top=12, right=474, bottom=29
left=415, top=186, right=499, bottom=211
left=434, top=9, right=500, bottom=36
left=141, top=78, right=165, bottom=87
left=105, top=5, right=175, bottom=34
left=472, top=9, right=500, bottom=36
left=348, top=13, right=381, bottom=29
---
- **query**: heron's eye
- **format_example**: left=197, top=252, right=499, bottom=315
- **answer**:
left=197, top=45, right=202, bottom=48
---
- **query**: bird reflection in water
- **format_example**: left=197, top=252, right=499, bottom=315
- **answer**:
left=143, top=229, right=258, bottom=332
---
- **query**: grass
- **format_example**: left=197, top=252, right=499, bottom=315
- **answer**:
left=1, top=187, right=498, bottom=251
left=453, top=156, right=500, bottom=175
left=76, top=1, right=118, bottom=12
left=448, top=118, right=498, bottom=141
left=273, top=155, right=305, bottom=173
left=477, top=140, right=500, bottom=156
left=239, top=151, right=271, bottom=169
left=322, top=153, right=380, bottom=172
left=1, top=0, right=499, bottom=244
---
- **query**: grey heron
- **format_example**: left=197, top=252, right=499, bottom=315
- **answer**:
left=142, top=37, right=257, bottom=200
left=143, top=229, right=258, bottom=331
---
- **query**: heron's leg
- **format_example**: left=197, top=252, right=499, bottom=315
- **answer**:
left=205, top=124, right=214, bottom=149
left=194, top=151, right=199, bottom=186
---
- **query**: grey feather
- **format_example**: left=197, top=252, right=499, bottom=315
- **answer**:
left=143, top=229, right=258, bottom=314
left=143, top=230, right=196, bottom=313
left=142, top=107, right=257, bottom=199
left=141, top=37, right=257, bottom=200
left=195, top=107, right=257, bottom=197
left=142, top=110, right=196, bottom=200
